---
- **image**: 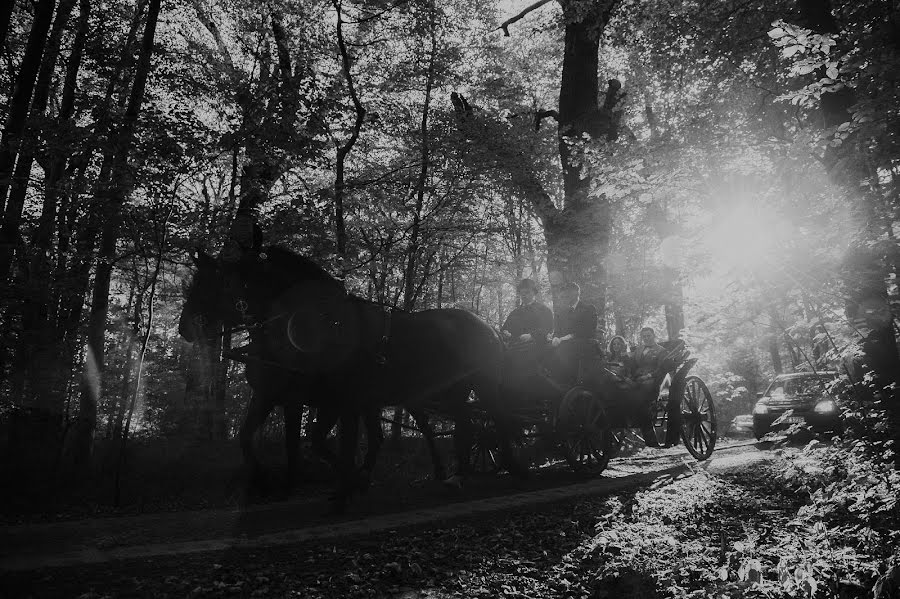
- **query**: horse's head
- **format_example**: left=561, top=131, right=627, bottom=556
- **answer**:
left=179, top=250, right=227, bottom=342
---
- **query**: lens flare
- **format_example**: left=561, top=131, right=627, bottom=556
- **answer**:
left=703, top=201, right=788, bottom=273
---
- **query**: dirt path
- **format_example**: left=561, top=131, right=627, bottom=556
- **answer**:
left=0, top=441, right=760, bottom=573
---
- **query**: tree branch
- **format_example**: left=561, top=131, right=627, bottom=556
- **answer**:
left=335, top=2, right=366, bottom=160
left=522, top=173, right=559, bottom=225
left=270, top=14, right=292, bottom=79
left=497, top=0, right=554, bottom=36
left=534, top=108, right=558, bottom=130
left=191, top=0, right=234, bottom=76
left=333, top=0, right=367, bottom=265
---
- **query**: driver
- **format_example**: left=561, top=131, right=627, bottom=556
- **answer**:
left=501, top=278, right=553, bottom=346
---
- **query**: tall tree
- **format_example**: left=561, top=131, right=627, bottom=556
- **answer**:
left=470, top=0, right=624, bottom=319
left=0, top=0, right=15, bottom=53
left=19, top=0, right=91, bottom=414
left=402, top=1, right=437, bottom=311
left=333, top=0, right=366, bottom=269
left=786, top=0, right=899, bottom=396
left=67, top=0, right=162, bottom=466
left=0, top=0, right=57, bottom=212
left=0, top=0, right=77, bottom=280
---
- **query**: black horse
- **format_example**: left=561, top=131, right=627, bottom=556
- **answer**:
left=179, top=247, right=521, bottom=506
left=179, top=255, right=350, bottom=496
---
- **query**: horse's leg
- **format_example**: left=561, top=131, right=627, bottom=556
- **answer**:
left=283, top=399, right=301, bottom=496
left=359, top=405, right=384, bottom=490
left=240, top=394, right=275, bottom=496
left=408, top=407, right=446, bottom=481
left=333, top=409, right=360, bottom=513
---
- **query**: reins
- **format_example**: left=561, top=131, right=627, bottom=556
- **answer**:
left=192, top=248, right=402, bottom=370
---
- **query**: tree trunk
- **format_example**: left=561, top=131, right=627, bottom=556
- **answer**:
left=34, top=0, right=135, bottom=418
left=67, top=0, right=162, bottom=467
left=333, top=0, right=366, bottom=269
left=0, top=0, right=15, bottom=53
left=664, top=288, right=684, bottom=341
left=544, top=1, right=621, bottom=318
left=23, top=0, right=90, bottom=414
left=768, top=335, right=784, bottom=374
left=0, top=0, right=76, bottom=280
left=401, top=6, right=436, bottom=312
left=2, top=0, right=77, bottom=415
left=796, top=0, right=899, bottom=450
left=0, top=0, right=56, bottom=212
left=393, top=2, right=436, bottom=440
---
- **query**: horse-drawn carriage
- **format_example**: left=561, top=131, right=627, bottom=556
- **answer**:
left=180, top=245, right=718, bottom=506
left=466, top=339, right=717, bottom=476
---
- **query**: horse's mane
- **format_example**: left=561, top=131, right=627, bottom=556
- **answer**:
left=264, top=245, right=345, bottom=292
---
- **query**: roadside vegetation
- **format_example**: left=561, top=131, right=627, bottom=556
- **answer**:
left=16, top=438, right=895, bottom=599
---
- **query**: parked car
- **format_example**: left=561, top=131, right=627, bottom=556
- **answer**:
left=752, top=371, right=840, bottom=439
left=729, top=414, right=754, bottom=437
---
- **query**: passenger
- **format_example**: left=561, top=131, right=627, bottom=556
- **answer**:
left=604, top=335, right=632, bottom=380
left=550, top=282, right=598, bottom=384
left=634, top=326, right=666, bottom=382
left=501, top=278, right=554, bottom=347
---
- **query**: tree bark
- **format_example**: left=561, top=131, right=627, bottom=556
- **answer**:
left=664, top=285, right=684, bottom=341
left=0, top=0, right=57, bottom=212
left=67, top=0, right=162, bottom=467
left=0, top=0, right=77, bottom=280
left=35, top=0, right=135, bottom=416
left=0, top=0, right=15, bottom=53
left=333, top=0, right=366, bottom=270
left=3, top=0, right=81, bottom=417
left=545, top=1, right=621, bottom=319
left=402, top=5, right=436, bottom=311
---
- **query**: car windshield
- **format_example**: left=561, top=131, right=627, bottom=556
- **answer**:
left=769, top=377, right=828, bottom=397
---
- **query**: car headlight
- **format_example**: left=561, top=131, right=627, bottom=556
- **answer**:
left=753, top=402, right=769, bottom=415
left=814, top=399, right=836, bottom=414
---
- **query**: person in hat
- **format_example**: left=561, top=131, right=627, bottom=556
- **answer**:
left=550, top=281, right=598, bottom=383
left=501, top=278, right=553, bottom=346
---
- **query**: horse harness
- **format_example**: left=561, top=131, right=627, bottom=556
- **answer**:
left=374, top=305, right=392, bottom=365
left=220, top=254, right=395, bottom=370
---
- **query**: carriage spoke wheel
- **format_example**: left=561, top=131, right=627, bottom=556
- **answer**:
left=609, top=427, right=637, bottom=458
left=470, top=414, right=502, bottom=474
left=650, top=397, right=670, bottom=447
left=555, top=387, right=613, bottom=476
left=680, top=376, right=717, bottom=460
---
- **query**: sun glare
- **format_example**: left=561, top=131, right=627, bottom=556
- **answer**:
left=703, top=201, right=787, bottom=273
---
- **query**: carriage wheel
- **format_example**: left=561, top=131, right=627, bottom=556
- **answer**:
left=680, top=376, right=717, bottom=460
left=610, top=427, right=640, bottom=458
left=470, top=413, right=502, bottom=474
left=469, top=413, right=529, bottom=474
left=555, top=387, right=613, bottom=475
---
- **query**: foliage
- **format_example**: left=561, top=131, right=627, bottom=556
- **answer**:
left=17, top=450, right=896, bottom=598
left=0, top=0, right=897, bottom=553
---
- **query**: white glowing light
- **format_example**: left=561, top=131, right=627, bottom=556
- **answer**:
left=659, top=235, right=685, bottom=269
left=703, top=201, right=787, bottom=273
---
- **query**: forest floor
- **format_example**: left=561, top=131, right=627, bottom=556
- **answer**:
left=3, top=440, right=870, bottom=599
